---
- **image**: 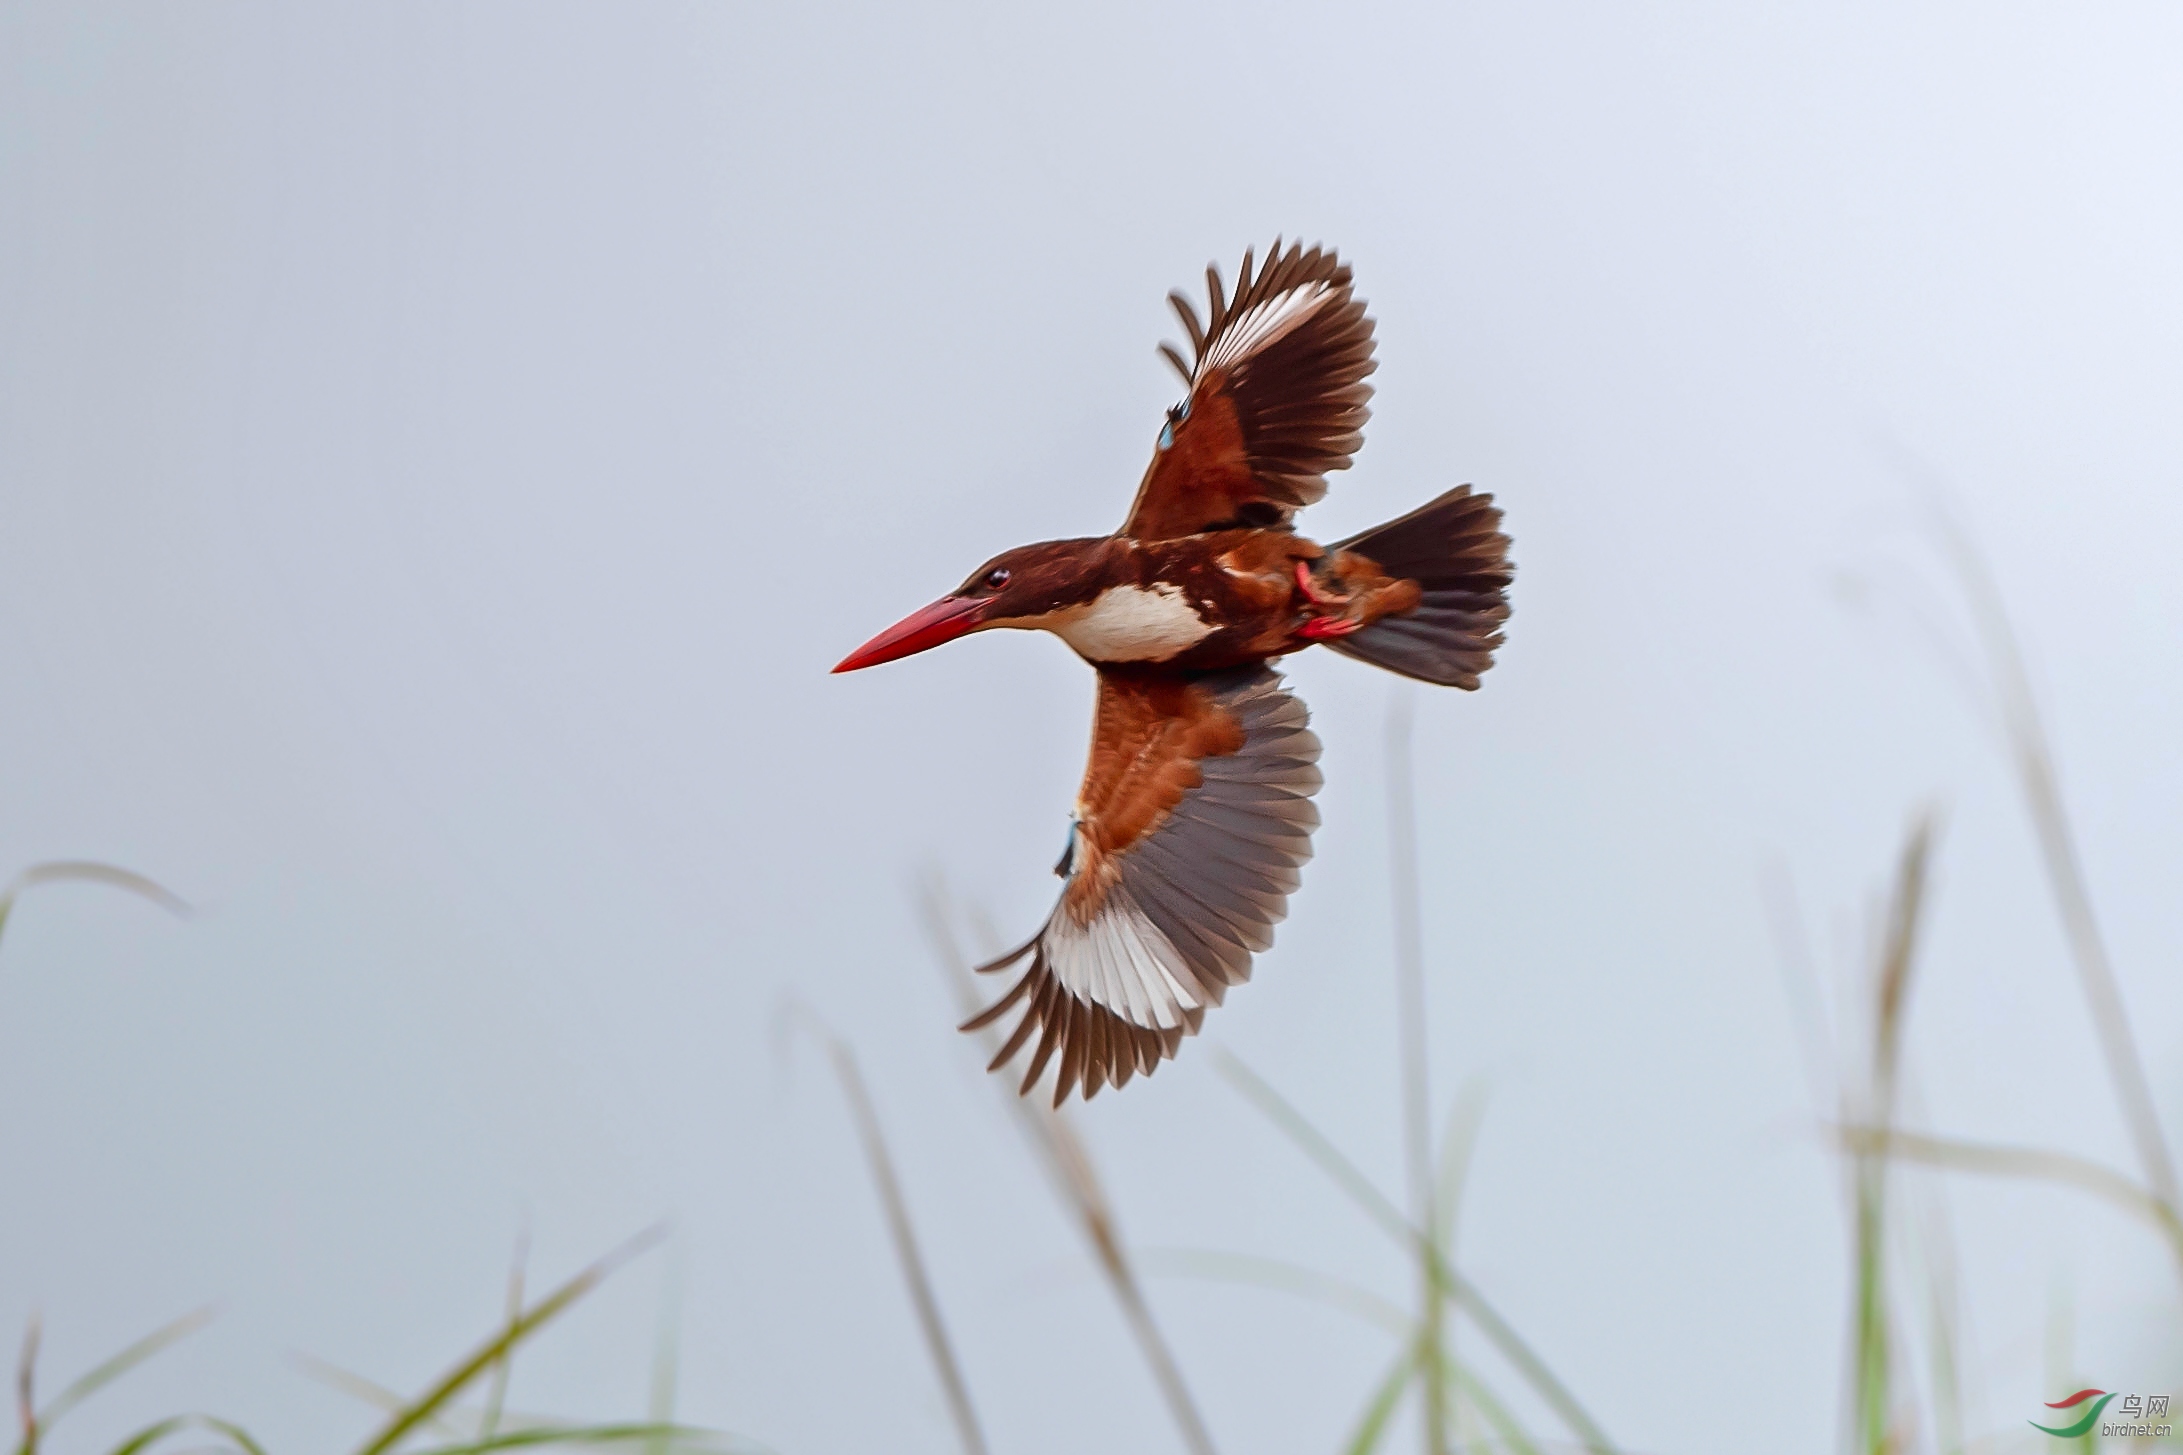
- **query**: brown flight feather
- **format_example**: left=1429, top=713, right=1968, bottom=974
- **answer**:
left=1122, top=239, right=1378, bottom=540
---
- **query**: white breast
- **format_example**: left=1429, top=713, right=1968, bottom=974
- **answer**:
left=1044, top=583, right=1214, bottom=663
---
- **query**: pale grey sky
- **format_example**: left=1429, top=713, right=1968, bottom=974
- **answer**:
left=3, top=3, right=2180, bottom=1452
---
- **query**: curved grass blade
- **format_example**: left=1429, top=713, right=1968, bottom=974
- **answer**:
left=104, top=1414, right=267, bottom=1455
left=1927, top=498, right=2181, bottom=1219
left=349, top=1227, right=666, bottom=1455
left=1343, top=1348, right=1415, bottom=1455
left=1212, top=1053, right=1618, bottom=1454
left=1140, top=1249, right=1408, bottom=1335
left=1843, top=1126, right=2183, bottom=1264
left=1436, top=1352, right=1544, bottom=1455
left=920, top=880, right=1217, bottom=1455
left=781, top=1002, right=988, bottom=1455
left=288, top=1352, right=470, bottom=1443
left=395, top=1421, right=769, bottom=1455
left=38, top=1308, right=214, bottom=1433
left=1384, top=690, right=1447, bottom=1455
left=1431, top=1084, right=1489, bottom=1270
left=0, top=862, right=189, bottom=949
left=480, top=1229, right=530, bottom=1443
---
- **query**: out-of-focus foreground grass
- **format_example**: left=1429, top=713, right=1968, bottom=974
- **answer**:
left=5, top=524, right=2176, bottom=1455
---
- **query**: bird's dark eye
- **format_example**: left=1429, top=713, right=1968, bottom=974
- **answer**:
left=983, top=567, right=1011, bottom=590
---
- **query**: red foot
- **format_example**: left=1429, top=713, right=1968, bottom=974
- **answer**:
left=1298, top=615, right=1363, bottom=641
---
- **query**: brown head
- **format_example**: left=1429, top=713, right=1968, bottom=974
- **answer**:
left=832, top=538, right=1122, bottom=673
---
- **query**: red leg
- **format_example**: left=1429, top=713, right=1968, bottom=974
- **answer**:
left=1294, top=559, right=1353, bottom=608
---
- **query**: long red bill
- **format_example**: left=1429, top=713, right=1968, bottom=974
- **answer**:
left=832, top=595, right=988, bottom=673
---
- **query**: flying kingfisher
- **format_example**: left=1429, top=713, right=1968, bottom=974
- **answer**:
left=835, top=241, right=1512, bottom=1104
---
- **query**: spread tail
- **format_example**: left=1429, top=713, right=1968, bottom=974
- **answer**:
left=1325, top=486, right=1512, bottom=688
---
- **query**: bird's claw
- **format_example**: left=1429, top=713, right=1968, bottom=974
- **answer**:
left=1294, top=560, right=1363, bottom=640
left=1293, top=559, right=1353, bottom=608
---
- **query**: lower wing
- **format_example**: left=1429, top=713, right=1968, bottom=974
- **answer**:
left=964, top=665, right=1322, bottom=1104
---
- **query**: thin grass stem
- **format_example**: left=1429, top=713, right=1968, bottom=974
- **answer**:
left=645, top=1246, right=683, bottom=1455
left=38, top=1309, right=214, bottom=1434
left=1385, top=692, right=1448, bottom=1455
left=102, top=1414, right=267, bottom=1455
left=783, top=1005, right=988, bottom=1455
left=394, top=1421, right=761, bottom=1455
left=1343, top=1348, right=1416, bottom=1455
left=922, top=882, right=1219, bottom=1455
left=479, top=1227, right=529, bottom=1442
left=1848, top=814, right=1935, bottom=1455
left=1924, top=499, right=2180, bottom=1220
left=349, top=1226, right=667, bottom=1455
left=1842, top=1127, right=2183, bottom=1264
left=1211, top=1053, right=1617, bottom=1454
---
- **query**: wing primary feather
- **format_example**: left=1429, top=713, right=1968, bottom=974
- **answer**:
left=1168, top=291, right=1206, bottom=362
left=1019, top=977, right=1064, bottom=1094
left=1113, top=1022, right=1138, bottom=1089
left=975, top=934, right=1037, bottom=975
left=1083, top=1013, right=1109, bottom=1099
left=960, top=968, right=1032, bottom=1032
left=1054, top=996, right=1086, bottom=1106
left=985, top=983, right=1043, bottom=1071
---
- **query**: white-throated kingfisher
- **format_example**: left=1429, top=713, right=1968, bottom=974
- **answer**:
left=835, top=241, right=1513, bottom=1105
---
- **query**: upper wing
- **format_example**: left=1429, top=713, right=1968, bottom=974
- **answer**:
left=1119, top=240, right=1377, bottom=541
left=963, top=666, right=1322, bottom=1104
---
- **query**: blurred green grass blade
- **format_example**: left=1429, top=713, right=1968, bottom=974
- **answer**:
left=645, top=1249, right=683, bottom=1455
left=782, top=1003, right=988, bottom=1455
left=289, top=1352, right=469, bottom=1441
left=1439, top=1280, right=1615, bottom=1455
left=1342, top=1348, right=1415, bottom=1455
left=1383, top=689, right=1448, bottom=1455
left=1430, top=1084, right=1489, bottom=1271
left=1926, top=495, right=2182, bottom=1217
left=1211, top=1054, right=1618, bottom=1454
left=1851, top=815, right=1936, bottom=1455
left=920, top=888, right=1217, bottom=1455
left=1213, top=1052, right=1411, bottom=1245
left=289, top=1351, right=410, bottom=1413
left=17, top=1311, right=43, bottom=1455
left=481, top=1230, right=531, bottom=1443
left=1140, top=1249, right=1409, bottom=1334
left=1844, top=1125, right=2183, bottom=1262
left=350, top=1227, right=666, bottom=1455
left=33, top=1308, right=213, bottom=1435
left=1440, top=1356, right=1542, bottom=1455
left=399, top=1421, right=766, bottom=1455
left=103, top=1414, right=266, bottom=1455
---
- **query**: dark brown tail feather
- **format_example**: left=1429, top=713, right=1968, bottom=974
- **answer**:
left=1326, top=486, right=1512, bottom=689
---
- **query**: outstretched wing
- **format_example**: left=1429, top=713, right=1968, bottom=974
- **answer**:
left=1119, top=240, right=1376, bottom=541
left=963, top=666, right=1322, bottom=1104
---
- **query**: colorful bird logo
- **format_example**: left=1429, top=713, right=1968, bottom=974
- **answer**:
left=2031, top=1389, right=2117, bottom=1438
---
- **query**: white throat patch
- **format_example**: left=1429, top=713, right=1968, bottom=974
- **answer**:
left=1036, top=583, right=1213, bottom=663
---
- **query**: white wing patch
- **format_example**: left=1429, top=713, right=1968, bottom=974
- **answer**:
left=964, top=666, right=1324, bottom=1104
left=1201, top=281, right=1335, bottom=374
left=1044, top=886, right=1202, bottom=1030
left=1043, top=583, right=1213, bottom=663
